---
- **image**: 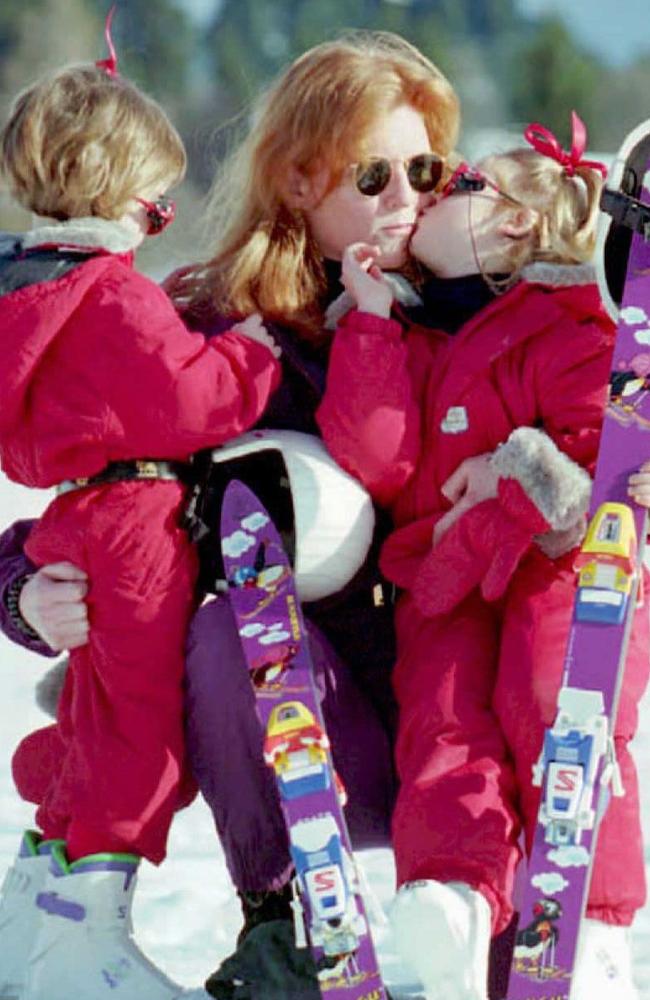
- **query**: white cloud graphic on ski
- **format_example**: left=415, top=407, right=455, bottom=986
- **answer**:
left=240, top=623, right=265, bottom=637
left=239, top=621, right=291, bottom=644
left=547, top=845, right=589, bottom=868
left=532, top=872, right=570, bottom=895
left=222, top=511, right=270, bottom=556
left=222, top=529, right=256, bottom=557
left=242, top=511, right=269, bottom=532
left=621, top=306, right=648, bottom=326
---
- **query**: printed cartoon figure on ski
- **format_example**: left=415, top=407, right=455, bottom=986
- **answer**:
left=513, top=898, right=563, bottom=978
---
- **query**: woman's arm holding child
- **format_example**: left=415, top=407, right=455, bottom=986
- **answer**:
left=0, top=520, right=87, bottom=653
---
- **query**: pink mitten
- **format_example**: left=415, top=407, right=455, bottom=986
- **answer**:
left=414, top=481, right=550, bottom=617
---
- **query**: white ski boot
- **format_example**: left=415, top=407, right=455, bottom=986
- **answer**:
left=390, top=879, right=491, bottom=1000
left=0, top=831, right=64, bottom=1000
left=570, top=918, right=639, bottom=1000
left=22, top=843, right=209, bottom=1000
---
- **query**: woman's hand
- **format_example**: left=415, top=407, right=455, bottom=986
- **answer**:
left=160, top=263, right=197, bottom=305
left=19, top=563, right=89, bottom=651
left=433, top=453, right=499, bottom=546
left=230, top=314, right=281, bottom=358
left=341, top=243, right=393, bottom=317
left=628, top=461, right=650, bottom=507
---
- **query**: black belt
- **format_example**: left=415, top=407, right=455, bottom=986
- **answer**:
left=56, top=459, right=192, bottom=496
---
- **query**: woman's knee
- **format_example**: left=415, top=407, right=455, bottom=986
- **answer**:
left=185, top=596, right=248, bottom=703
left=184, top=596, right=262, bottom=780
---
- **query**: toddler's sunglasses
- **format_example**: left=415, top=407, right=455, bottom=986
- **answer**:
left=136, top=195, right=176, bottom=235
left=441, top=162, right=522, bottom=206
left=351, top=153, right=444, bottom=197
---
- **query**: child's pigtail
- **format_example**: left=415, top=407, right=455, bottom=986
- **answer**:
left=563, top=162, right=604, bottom=261
left=523, top=111, right=607, bottom=265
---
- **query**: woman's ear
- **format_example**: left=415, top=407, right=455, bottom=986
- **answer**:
left=284, top=166, right=329, bottom=210
left=498, top=206, right=538, bottom=240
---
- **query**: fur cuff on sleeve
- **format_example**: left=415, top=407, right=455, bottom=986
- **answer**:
left=491, top=427, right=591, bottom=531
left=535, top=517, right=588, bottom=559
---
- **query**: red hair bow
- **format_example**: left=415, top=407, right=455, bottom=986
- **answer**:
left=524, top=111, right=607, bottom=178
left=96, top=6, right=118, bottom=77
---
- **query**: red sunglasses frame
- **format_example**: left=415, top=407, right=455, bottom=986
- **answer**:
left=135, top=196, right=176, bottom=235
left=441, top=162, right=523, bottom=206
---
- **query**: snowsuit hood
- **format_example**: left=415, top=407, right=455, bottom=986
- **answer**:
left=0, top=220, right=138, bottom=472
left=0, top=216, right=282, bottom=489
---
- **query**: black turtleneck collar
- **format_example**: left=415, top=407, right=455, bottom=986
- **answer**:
left=409, top=272, right=504, bottom=334
left=323, top=258, right=508, bottom=336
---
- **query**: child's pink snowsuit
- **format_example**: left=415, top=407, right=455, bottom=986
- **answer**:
left=317, top=274, right=649, bottom=934
left=0, top=231, right=279, bottom=864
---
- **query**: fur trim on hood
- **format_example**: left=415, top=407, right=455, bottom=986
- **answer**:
left=521, top=261, right=596, bottom=288
left=22, top=217, right=141, bottom=254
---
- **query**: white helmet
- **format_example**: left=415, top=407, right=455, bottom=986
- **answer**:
left=206, top=430, right=375, bottom=602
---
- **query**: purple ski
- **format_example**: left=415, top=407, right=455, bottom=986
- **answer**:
left=221, top=479, right=388, bottom=1000
left=506, top=126, right=650, bottom=999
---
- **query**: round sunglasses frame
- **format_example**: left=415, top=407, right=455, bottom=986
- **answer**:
left=351, top=153, right=444, bottom=198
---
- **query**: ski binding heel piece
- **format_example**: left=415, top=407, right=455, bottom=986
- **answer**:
left=532, top=687, right=611, bottom=847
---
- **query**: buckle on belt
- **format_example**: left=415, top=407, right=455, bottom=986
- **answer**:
left=134, top=460, right=163, bottom=478
left=56, top=459, right=191, bottom=496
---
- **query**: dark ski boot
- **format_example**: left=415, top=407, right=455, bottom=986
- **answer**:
left=204, top=886, right=320, bottom=1000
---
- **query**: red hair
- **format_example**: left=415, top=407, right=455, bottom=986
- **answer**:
left=184, top=32, right=460, bottom=339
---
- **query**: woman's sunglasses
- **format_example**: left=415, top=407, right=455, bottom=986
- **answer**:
left=441, top=162, right=522, bottom=207
left=136, top=195, right=176, bottom=235
left=351, top=153, right=444, bottom=197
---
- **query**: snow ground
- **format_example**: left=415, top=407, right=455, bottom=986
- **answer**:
left=0, top=475, right=648, bottom=998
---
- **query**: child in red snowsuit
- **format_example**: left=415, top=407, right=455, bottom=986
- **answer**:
left=0, top=58, right=279, bottom=1000
left=317, top=118, right=649, bottom=1000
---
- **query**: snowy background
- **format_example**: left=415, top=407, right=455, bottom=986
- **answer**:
left=0, top=473, right=648, bottom=998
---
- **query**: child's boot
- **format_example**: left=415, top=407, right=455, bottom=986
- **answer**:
left=0, top=830, right=64, bottom=1000
left=570, top=918, right=638, bottom=1000
left=22, top=843, right=209, bottom=999
left=390, top=879, right=491, bottom=1000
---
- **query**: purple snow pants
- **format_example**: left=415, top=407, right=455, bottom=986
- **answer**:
left=184, top=595, right=397, bottom=893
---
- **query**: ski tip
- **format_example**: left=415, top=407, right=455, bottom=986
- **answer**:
left=596, top=117, right=650, bottom=323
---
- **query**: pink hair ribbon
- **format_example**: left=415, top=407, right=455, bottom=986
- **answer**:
left=524, top=111, right=608, bottom=178
left=96, top=6, right=118, bottom=77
